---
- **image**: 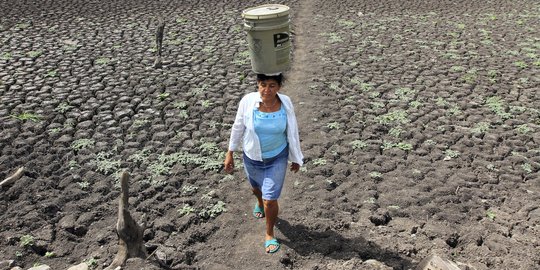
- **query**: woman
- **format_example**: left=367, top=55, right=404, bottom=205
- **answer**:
left=224, top=73, right=303, bottom=253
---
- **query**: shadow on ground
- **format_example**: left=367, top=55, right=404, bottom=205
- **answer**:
left=277, top=219, right=415, bottom=269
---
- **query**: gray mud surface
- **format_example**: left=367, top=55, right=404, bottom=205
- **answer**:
left=1, top=0, right=539, bottom=269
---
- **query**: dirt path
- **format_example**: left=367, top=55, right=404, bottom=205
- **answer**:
left=197, top=1, right=324, bottom=269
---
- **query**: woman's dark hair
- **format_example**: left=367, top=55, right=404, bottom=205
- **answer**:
left=256, top=73, right=284, bottom=86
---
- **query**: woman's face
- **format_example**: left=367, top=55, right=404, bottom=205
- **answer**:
left=257, top=79, right=281, bottom=98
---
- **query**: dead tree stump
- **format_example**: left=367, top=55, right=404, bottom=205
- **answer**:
left=105, top=171, right=147, bottom=270
left=153, top=16, right=165, bottom=68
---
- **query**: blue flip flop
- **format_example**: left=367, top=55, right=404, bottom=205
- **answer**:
left=253, top=203, right=265, bottom=219
left=265, top=238, right=280, bottom=253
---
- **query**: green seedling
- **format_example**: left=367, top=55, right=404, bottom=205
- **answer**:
left=20, top=235, right=34, bottom=247
left=176, top=17, right=188, bottom=24
left=199, top=201, right=227, bottom=219
left=178, top=204, right=195, bottom=216
left=95, top=152, right=120, bottom=175
left=350, top=140, right=367, bottom=150
left=486, top=209, right=496, bottom=220
left=68, top=160, right=80, bottom=170
left=178, top=110, right=189, bottom=119
left=46, top=70, right=57, bottom=77
left=377, top=110, right=409, bottom=125
left=70, top=139, right=95, bottom=151
left=95, top=58, right=110, bottom=65
left=389, top=127, right=402, bottom=138
left=44, top=251, right=56, bottom=258
left=514, top=61, right=528, bottom=68
left=174, top=101, right=188, bottom=109
left=337, top=19, right=356, bottom=28
left=182, top=185, right=198, bottom=195
left=55, top=102, right=73, bottom=113
left=200, top=100, right=213, bottom=108
left=516, top=124, right=532, bottom=134
left=85, top=257, right=98, bottom=268
left=1, top=52, right=12, bottom=60
left=148, top=162, right=171, bottom=176
left=11, top=112, right=41, bottom=122
left=369, top=171, right=382, bottom=179
left=444, top=149, right=460, bottom=160
left=157, top=92, right=170, bottom=100
left=312, top=158, right=327, bottom=166
left=78, top=181, right=90, bottom=189
left=409, top=100, right=423, bottom=109
left=486, top=96, right=512, bottom=119
left=521, top=163, right=533, bottom=174
left=326, top=122, right=340, bottom=130
left=471, top=122, right=490, bottom=134
left=27, top=51, right=42, bottom=58
left=396, top=142, right=413, bottom=151
left=450, top=66, right=465, bottom=72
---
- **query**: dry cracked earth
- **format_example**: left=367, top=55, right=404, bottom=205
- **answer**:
left=1, top=0, right=539, bottom=269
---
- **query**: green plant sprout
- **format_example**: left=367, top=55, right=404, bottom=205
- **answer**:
left=127, top=149, right=150, bottom=163
left=350, top=140, right=367, bottom=150
left=94, top=152, right=121, bottom=175
left=516, top=124, right=532, bottom=134
left=200, top=100, right=213, bottom=108
left=95, top=58, right=110, bottom=65
left=514, top=61, right=528, bottom=68
left=157, top=92, right=170, bottom=101
left=0, top=52, right=12, bottom=60
left=471, top=122, right=490, bottom=134
left=389, top=127, right=402, bottom=138
left=20, top=235, right=34, bottom=247
left=199, top=201, right=227, bottom=219
left=27, top=51, right=42, bottom=58
left=176, top=17, right=188, bottom=24
left=486, top=209, right=496, bottom=220
left=44, top=251, right=56, bottom=258
left=521, top=163, right=533, bottom=174
left=312, top=158, right=327, bottom=166
left=486, top=96, right=512, bottom=119
left=78, top=181, right=90, bottom=189
left=337, top=19, right=356, bottom=28
left=369, top=171, right=382, bottom=179
left=396, top=142, right=413, bottom=151
left=409, top=100, right=423, bottom=109
left=444, top=149, right=460, bottom=160
left=182, top=185, right=198, bottom=195
left=70, top=139, right=95, bottom=151
left=377, top=110, right=409, bottom=125
left=11, top=112, right=41, bottom=122
left=326, top=122, right=340, bottom=130
left=450, top=66, right=465, bottom=72
left=84, top=257, right=98, bottom=268
left=178, top=204, right=195, bottom=216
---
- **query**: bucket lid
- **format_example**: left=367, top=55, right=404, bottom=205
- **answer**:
left=242, top=4, right=290, bottom=20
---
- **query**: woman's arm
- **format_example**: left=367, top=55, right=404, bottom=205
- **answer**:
left=224, top=96, right=247, bottom=173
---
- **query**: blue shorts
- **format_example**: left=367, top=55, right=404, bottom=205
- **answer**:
left=243, top=146, right=289, bottom=200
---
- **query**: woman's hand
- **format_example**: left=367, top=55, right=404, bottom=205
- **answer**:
left=224, top=151, right=235, bottom=174
left=290, top=162, right=300, bottom=173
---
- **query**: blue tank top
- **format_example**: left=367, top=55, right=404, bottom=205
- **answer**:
left=254, top=105, right=287, bottom=159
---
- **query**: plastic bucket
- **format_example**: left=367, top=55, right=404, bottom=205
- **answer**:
left=242, top=4, right=291, bottom=74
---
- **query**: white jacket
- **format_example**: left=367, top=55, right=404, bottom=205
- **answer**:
left=228, top=92, right=304, bottom=166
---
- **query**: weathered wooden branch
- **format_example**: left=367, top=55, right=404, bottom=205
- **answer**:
left=153, top=16, right=165, bottom=68
left=105, top=171, right=147, bottom=270
left=0, top=167, right=24, bottom=188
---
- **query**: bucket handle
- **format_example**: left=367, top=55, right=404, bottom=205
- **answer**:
left=244, top=22, right=255, bottom=31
